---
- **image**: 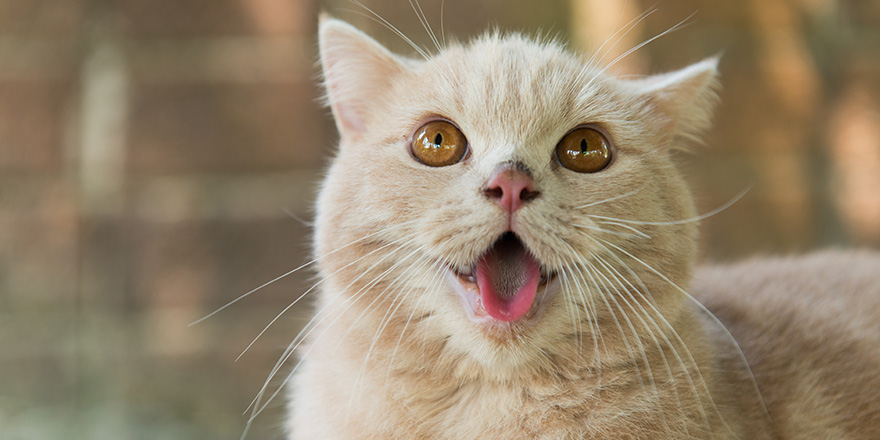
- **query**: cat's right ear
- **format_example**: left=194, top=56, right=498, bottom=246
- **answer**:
left=318, top=17, right=407, bottom=141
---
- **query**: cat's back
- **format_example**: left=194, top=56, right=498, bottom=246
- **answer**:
left=694, top=250, right=880, bottom=329
left=693, top=250, right=880, bottom=439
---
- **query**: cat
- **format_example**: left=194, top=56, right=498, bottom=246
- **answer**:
left=278, top=16, right=880, bottom=439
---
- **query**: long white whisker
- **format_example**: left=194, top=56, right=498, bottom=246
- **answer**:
left=587, top=186, right=751, bottom=226
left=235, top=237, right=411, bottom=362
left=245, top=251, right=414, bottom=431
left=575, top=7, right=658, bottom=92
left=582, top=262, right=661, bottom=398
left=192, top=220, right=418, bottom=326
left=243, top=237, right=420, bottom=426
left=589, top=251, right=700, bottom=436
left=575, top=184, right=648, bottom=209
left=586, top=8, right=657, bottom=71
left=244, top=246, right=402, bottom=415
left=408, top=0, right=441, bottom=52
left=346, top=259, right=434, bottom=412
left=344, top=1, right=430, bottom=59
left=385, top=259, right=448, bottom=387
left=593, top=243, right=739, bottom=438
left=347, top=250, right=437, bottom=406
left=439, top=0, right=447, bottom=44
left=598, top=237, right=772, bottom=429
left=574, top=221, right=651, bottom=239
left=574, top=261, right=647, bottom=391
left=557, top=243, right=600, bottom=361
left=555, top=260, right=583, bottom=356
left=601, top=11, right=696, bottom=76
left=557, top=243, right=607, bottom=376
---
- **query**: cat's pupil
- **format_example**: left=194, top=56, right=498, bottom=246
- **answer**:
left=580, top=138, right=587, bottom=154
left=434, top=133, right=443, bottom=146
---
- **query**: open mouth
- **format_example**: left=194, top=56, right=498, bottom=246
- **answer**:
left=447, top=232, right=557, bottom=324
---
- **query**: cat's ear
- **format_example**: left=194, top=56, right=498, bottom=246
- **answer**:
left=627, top=57, right=720, bottom=144
left=318, top=16, right=407, bottom=140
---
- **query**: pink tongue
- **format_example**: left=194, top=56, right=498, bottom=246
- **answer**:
left=475, top=234, right=541, bottom=322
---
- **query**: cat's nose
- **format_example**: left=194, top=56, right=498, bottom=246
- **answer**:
left=483, top=163, right=540, bottom=213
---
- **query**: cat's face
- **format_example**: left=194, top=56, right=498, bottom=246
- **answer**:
left=314, top=19, right=718, bottom=374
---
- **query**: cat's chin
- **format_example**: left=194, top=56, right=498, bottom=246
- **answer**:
left=444, top=265, right=558, bottom=328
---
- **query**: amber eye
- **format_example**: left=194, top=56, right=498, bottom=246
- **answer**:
left=555, top=127, right=612, bottom=173
left=411, top=120, right=468, bottom=167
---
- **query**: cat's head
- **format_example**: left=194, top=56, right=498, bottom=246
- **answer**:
left=313, top=17, right=719, bottom=375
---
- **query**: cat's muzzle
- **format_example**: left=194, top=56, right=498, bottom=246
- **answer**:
left=446, top=232, right=558, bottom=326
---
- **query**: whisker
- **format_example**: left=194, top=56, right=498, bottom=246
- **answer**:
left=439, top=0, right=446, bottom=44
left=345, top=252, right=434, bottom=412
left=601, top=11, right=696, bottom=76
left=191, top=220, right=418, bottom=326
left=557, top=243, right=601, bottom=361
left=592, top=220, right=652, bottom=238
left=593, top=243, right=736, bottom=437
left=575, top=184, right=648, bottom=209
left=337, top=246, right=430, bottom=349
left=235, top=236, right=412, bottom=362
left=586, top=7, right=657, bottom=71
left=556, top=262, right=583, bottom=356
left=348, top=251, right=437, bottom=403
left=573, top=221, right=651, bottom=239
left=597, top=237, right=772, bottom=429
left=576, top=6, right=656, bottom=90
left=246, top=255, right=414, bottom=432
left=408, top=0, right=441, bottom=52
left=576, top=7, right=658, bottom=92
left=243, top=237, right=421, bottom=427
left=572, top=262, right=648, bottom=392
left=281, top=207, right=312, bottom=227
left=344, top=1, right=431, bottom=59
left=385, top=260, right=448, bottom=387
left=589, top=251, right=701, bottom=436
left=586, top=186, right=751, bottom=226
left=582, top=262, right=662, bottom=400
left=557, top=243, right=607, bottom=376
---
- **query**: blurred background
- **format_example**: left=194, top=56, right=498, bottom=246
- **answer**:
left=1, top=0, right=878, bottom=438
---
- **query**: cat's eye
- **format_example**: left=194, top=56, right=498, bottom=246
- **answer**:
left=411, top=120, right=468, bottom=167
left=555, top=127, right=612, bottom=173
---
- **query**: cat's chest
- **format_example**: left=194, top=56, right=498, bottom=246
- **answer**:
left=374, top=371, right=634, bottom=440
left=391, top=379, right=576, bottom=439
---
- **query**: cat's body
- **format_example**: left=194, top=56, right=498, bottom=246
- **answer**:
left=284, top=18, right=880, bottom=439
left=695, top=251, right=880, bottom=439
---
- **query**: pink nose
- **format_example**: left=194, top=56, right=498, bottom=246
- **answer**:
left=484, top=165, right=540, bottom=213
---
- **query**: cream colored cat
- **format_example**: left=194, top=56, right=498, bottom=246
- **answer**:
left=282, top=17, right=880, bottom=439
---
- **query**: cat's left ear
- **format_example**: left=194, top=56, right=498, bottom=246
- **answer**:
left=318, top=16, right=408, bottom=141
left=626, top=57, right=720, bottom=144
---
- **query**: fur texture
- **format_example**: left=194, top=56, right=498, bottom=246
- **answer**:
left=283, top=18, right=880, bottom=439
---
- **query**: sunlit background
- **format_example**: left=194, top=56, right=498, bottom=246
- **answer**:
left=2, top=0, right=879, bottom=438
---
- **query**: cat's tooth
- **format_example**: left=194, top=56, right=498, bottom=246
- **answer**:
left=538, top=269, right=554, bottom=285
left=458, top=265, right=476, bottom=282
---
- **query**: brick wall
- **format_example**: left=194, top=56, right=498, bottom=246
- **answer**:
left=1, top=0, right=327, bottom=437
left=2, top=0, right=879, bottom=438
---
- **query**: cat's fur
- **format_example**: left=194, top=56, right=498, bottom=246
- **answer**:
left=285, top=18, right=880, bottom=439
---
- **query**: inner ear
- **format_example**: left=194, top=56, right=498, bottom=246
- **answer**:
left=625, top=57, right=721, bottom=144
left=318, top=17, right=408, bottom=141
